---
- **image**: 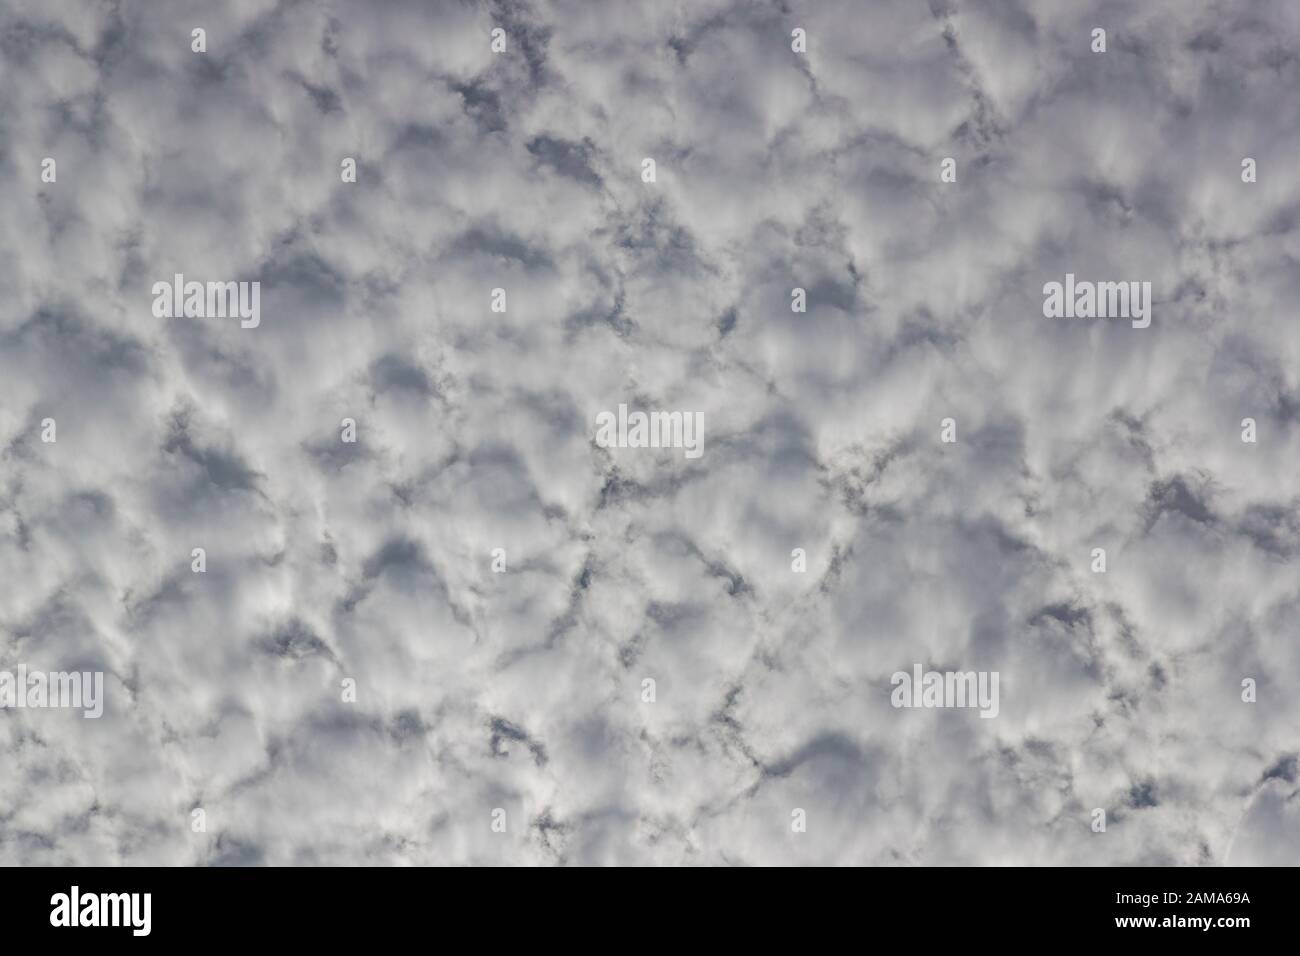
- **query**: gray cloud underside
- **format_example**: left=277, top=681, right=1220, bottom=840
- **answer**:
left=1, top=0, right=1299, bottom=865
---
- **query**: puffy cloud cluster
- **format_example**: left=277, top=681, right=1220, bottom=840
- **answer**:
left=0, top=0, right=1297, bottom=864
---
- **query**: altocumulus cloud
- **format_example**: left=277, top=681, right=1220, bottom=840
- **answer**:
left=0, top=0, right=1298, bottom=865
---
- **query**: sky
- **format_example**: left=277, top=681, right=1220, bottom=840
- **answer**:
left=1, top=0, right=1299, bottom=865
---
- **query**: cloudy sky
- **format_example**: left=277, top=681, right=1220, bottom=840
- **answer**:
left=2, top=0, right=1298, bottom=866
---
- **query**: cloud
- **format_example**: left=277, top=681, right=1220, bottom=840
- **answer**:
left=1, top=0, right=1297, bottom=865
